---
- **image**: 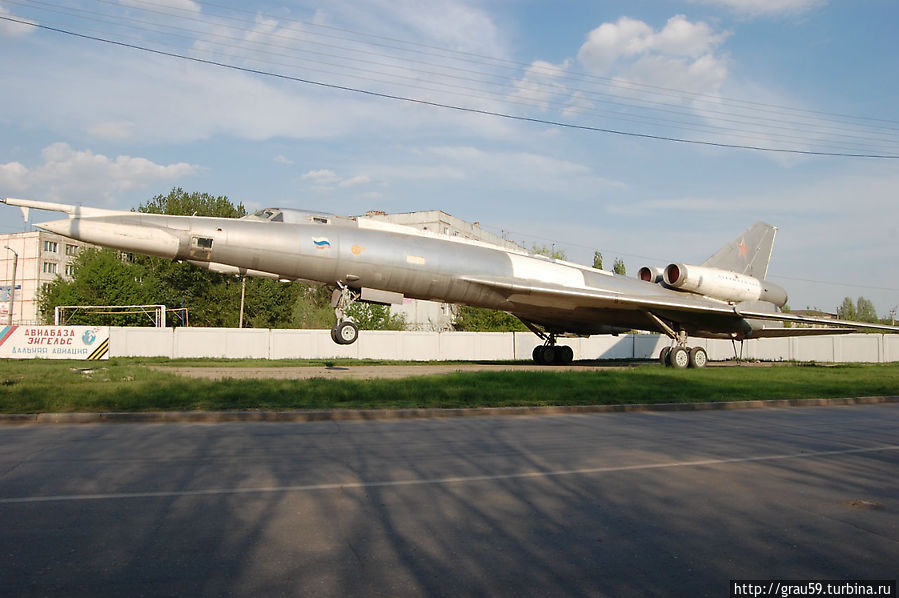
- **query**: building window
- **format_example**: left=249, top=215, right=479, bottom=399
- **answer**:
left=66, top=244, right=78, bottom=256
left=42, top=262, right=58, bottom=274
left=43, top=241, right=58, bottom=253
left=65, top=264, right=75, bottom=277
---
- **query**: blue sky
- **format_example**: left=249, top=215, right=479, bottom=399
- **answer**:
left=1, top=0, right=897, bottom=317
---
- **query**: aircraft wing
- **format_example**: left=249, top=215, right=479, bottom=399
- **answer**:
left=735, top=309, right=899, bottom=333
left=459, top=275, right=739, bottom=315
left=459, top=275, right=899, bottom=334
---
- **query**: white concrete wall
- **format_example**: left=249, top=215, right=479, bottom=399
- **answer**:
left=107, top=328, right=899, bottom=363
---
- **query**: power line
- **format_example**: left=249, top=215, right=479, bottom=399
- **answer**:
left=7, top=0, right=899, bottom=155
left=3, top=15, right=898, bottom=159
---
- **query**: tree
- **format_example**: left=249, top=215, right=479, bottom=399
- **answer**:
left=855, top=297, right=879, bottom=323
left=345, top=303, right=407, bottom=330
left=592, top=251, right=603, bottom=270
left=38, top=248, right=156, bottom=325
left=138, top=187, right=246, bottom=218
left=530, top=244, right=567, bottom=260
left=612, top=257, right=626, bottom=276
left=837, top=297, right=857, bottom=321
left=454, top=305, right=528, bottom=332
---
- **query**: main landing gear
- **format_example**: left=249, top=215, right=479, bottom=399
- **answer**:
left=658, top=344, right=707, bottom=369
left=330, top=284, right=359, bottom=345
left=521, top=320, right=574, bottom=365
left=533, top=341, right=574, bottom=365
left=646, top=312, right=707, bottom=369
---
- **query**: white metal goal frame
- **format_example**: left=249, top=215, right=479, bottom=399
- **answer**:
left=54, top=304, right=167, bottom=327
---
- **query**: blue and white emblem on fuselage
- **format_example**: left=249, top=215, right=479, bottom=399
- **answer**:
left=312, top=237, right=331, bottom=250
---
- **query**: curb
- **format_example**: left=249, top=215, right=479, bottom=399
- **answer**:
left=1, top=396, right=897, bottom=425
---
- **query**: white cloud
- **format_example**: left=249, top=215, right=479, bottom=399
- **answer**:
left=274, top=155, right=294, bottom=165
left=0, top=4, right=36, bottom=37
left=0, top=143, right=198, bottom=204
left=689, top=0, right=826, bottom=17
left=509, top=60, right=572, bottom=111
left=419, top=145, right=626, bottom=193
left=339, top=175, right=371, bottom=188
left=577, top=15, right=730, bottom=95
left=327, top=0, right=505, bottom=57
left=577, top=17, right=654, bottom=74
left=302, top=169, right=372, bottom=191
left=119, top=0, right=200, bottom=14
left=301, top=169, right=341, bottom=184
left=0, top=161, right=28, bottom=191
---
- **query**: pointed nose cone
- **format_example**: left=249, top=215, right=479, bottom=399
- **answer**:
left=37, top=218, right=77, bottom=238
left=37, top=217, right=180, bottom=258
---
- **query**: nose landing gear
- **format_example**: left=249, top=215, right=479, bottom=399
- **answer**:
left=330, top=283, right=360, bottom=345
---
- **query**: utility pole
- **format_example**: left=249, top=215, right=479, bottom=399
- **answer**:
left=238, top=276, right=246, bottom=328
left=4, top=246, right=18, bottom=325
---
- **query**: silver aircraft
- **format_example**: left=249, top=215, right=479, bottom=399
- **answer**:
left=4, top=197, right=897, bottom=367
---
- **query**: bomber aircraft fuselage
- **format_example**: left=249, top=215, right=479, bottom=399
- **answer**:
left=4, top=198, right=897, bottom=367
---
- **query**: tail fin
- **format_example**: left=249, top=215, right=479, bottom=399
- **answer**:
left=702, top=222, right=777, bottom=279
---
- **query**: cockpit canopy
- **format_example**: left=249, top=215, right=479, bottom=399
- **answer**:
left=242, top=208, right=352, bottom=226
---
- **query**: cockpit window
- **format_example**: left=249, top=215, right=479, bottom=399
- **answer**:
left=242, top=208, right=344, bottom=225
left=244, top=209, right=283, bottom=222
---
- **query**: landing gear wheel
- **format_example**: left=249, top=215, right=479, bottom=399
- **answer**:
left=559, top=345, right=574, bottom=365
left=669, top=346, right=690, bottom=369
left=659, top=347, right=672, bottom=366
left=688, top=346, right=708, bottom=368
left=532, top=346, right=545, bottom=364
left=333, top=320, right=359, bottom=345
left=541, top=345, right=558, bottom=364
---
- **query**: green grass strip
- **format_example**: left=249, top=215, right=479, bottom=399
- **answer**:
left=1, top=359, right=898, bottom=414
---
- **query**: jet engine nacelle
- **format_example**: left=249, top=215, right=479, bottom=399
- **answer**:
left=664, top=263, right=788, bottom=307
left=637, top=266, right=665, bottom=284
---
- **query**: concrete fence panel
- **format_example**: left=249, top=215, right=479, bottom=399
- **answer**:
left=100, top=327, right=897, bottom=362
left=110, top=327, right=174, bottom=358
left=836, top=334, right=882, bottom=363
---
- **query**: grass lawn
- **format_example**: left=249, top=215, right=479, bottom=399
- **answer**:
left=1, top=358, right=898, bottom=414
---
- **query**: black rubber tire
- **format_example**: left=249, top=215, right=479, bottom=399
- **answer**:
left=659, top=346, right=672, bottom=366
left=335, top=320, right=359, bottom=345
left=669, top=346, right=689, bottom=369
left=689, top=346, right=708, bottom=368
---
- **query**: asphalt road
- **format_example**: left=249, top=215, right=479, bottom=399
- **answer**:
left=1, top=405, right=897, bottom=597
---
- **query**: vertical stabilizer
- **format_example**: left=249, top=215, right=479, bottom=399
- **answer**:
left=702, top=222, right=777, bottom=279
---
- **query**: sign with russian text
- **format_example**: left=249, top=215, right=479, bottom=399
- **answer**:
left=0, top=326, right=110, bottom=360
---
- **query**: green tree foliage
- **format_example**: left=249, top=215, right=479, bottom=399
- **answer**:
left=593, top=251, right=603, bottom=270
left=138, top=187, right=247, bottom=218
left=530, top=244, right=567, bottom=260
left=454, top=306, right=527, bottom=332
left=855, top=297, right=879, bottom=323
left=612, top=257, right=626, bottom=275
left=290, top=284, right=335, bottom=329
left=345, top=303, right=407, bottom=331
left=837, top=297, right=857, bottom=321
left=836, top=296, right=886, bottom=331
left=39, top=248, right=156, bottom=326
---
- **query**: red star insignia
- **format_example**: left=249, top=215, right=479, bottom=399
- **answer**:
left=737, top=238, right=748, bottom=257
